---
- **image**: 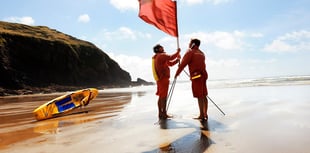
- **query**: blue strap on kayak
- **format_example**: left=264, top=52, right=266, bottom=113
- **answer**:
left=55, top=96, right=75, bottom=112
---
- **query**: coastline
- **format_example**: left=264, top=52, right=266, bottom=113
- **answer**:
left=1, top=75, right=309, bottom=97
left=0, top=76, right=310, bottom=153
left=0, top=79, right=154, bottom=96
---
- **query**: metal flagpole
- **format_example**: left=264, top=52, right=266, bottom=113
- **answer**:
left=207, top=96, right=226, bottom=115
left=165, top=0, right=180, bottom=113
left=182, top=69, right=226, bottom=116
left=166, top=77, right=177, bottom=112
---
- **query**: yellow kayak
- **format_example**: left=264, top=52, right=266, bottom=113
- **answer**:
left=33, top=88, right=98, bottom=121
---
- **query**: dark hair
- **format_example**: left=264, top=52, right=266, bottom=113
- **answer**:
left=190, top=38, right=201, bottom=47
left=153, top=44, right=162, bottom=53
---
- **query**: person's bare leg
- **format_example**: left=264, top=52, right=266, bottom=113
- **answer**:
left=160, top=98, right=172, bottom=119
left=161, top=98, right=167, bottom=118
left=197, top=97, right=204, bottom=119
left=157, top=98, right=162, bottom=119
left=158, top=98, right=169, bottom=119
left=203, top=97, right=208, bottom=120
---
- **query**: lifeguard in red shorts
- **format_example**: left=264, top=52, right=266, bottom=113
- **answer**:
left=175, top=39, right=209, bottom=120
left=152, top=44, right=180, bottom=119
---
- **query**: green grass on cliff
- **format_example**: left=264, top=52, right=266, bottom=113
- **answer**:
left=0, top=21, right=92, bottom=47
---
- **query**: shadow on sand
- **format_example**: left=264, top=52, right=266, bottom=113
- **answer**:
left=144, top=119, right=226, bottom=153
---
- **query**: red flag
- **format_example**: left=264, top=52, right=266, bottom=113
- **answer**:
left=138, top=0, right=178, bottom=37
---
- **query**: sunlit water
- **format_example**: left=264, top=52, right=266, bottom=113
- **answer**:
left=0, top=75, right=309, bottom=153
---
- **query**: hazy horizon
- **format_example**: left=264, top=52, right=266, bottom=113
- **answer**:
left=1, top=0, right=309, bottom=81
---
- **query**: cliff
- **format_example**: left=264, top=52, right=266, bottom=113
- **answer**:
left=0, top=21, right=134, bottom=95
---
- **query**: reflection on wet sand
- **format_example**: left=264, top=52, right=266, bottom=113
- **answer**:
left=2, top=84, right=309, bottom=153
left=145, top=119, right=217, bottom=153
left=0, top=91, right=132, bottom=149
left=0, top=127, right=42, bottom=149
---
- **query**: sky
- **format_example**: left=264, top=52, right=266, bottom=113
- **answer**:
left=1, top=0, right=310, bottom=81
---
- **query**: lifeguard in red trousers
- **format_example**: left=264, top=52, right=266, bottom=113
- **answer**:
left=152, top=44, right=180, bottom=119
left=174, top=38, right=209, bottom=121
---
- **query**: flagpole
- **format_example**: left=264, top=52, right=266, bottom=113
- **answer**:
left=166, top=0, right=179, bottom=113
left=138, top=0, right=180, bottom=113
left=175, top=0, right=180, bottom=49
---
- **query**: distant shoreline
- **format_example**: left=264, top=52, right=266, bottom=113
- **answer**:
left=1, top=75, right=309, bottom=97
left=0, top=81, right=154, bottom=97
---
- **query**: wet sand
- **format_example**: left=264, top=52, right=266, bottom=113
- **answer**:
left=0, top=82, right=309, bottom=153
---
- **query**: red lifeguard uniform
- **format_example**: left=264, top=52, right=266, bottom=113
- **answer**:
left=175, top=48, right=208, bottom=98
left=152, top=52, right=179, bottom=97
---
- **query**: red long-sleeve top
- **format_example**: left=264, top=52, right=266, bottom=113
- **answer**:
left=153, top=52, right=179, bottom=80
left=175, top=49, right=208, bottom=79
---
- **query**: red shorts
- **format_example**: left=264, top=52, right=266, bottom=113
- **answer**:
left=156, top=78, right=169, bottom=98
left=191, top=77, right=208, bottom=98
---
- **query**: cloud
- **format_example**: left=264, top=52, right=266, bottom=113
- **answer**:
left=264, top=30, right=310, bottom=53
left=207, top=57, right=283, bottom=79
left=250, top=32, right=264, bottom=38
left=247, top=58, right=277, bottom=64
left=103, top=27, right=152, bottom=41
left=207, top=0, right=233, bottom=5
left=107, top=52, right=153, bottom=81
left=209, top=58, right=240, bottom=67
left=210, top=31, right=244, bottom=50
left=185, top=31, right=246, bottom=51
left=183, top=0, right=233, bottom=5
left=97, top=28, right=276, bottom=80
left=106, top=48, right=281, bottom=81
left=111, top=54, right=284, bottom=81
left=205, top=58, right=242, bottom=79
left=106, top=52, right=231, bottom=81
left=184, top=0, right=204, bottom=5
left=153, top=30, right=263, bottom=52
left=110, top=0, right=138, bottom=11
left=109, top=0, right=232, bottom=11
left=4, top=16, right=35, bottom=25
left=107, top=52, right=243, bottom=81
left=264, top=40, right=296, bottom=53
left=78, top=14, right=90, bottom=23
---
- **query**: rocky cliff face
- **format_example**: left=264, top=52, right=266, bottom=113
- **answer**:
left=0, top=21, right=132, bottom=95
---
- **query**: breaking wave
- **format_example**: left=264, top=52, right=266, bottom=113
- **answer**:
left=209, top=75, right=310, bottom=88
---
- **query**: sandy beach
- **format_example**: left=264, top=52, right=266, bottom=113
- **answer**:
left=0, top=77, right=310, bottom=153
